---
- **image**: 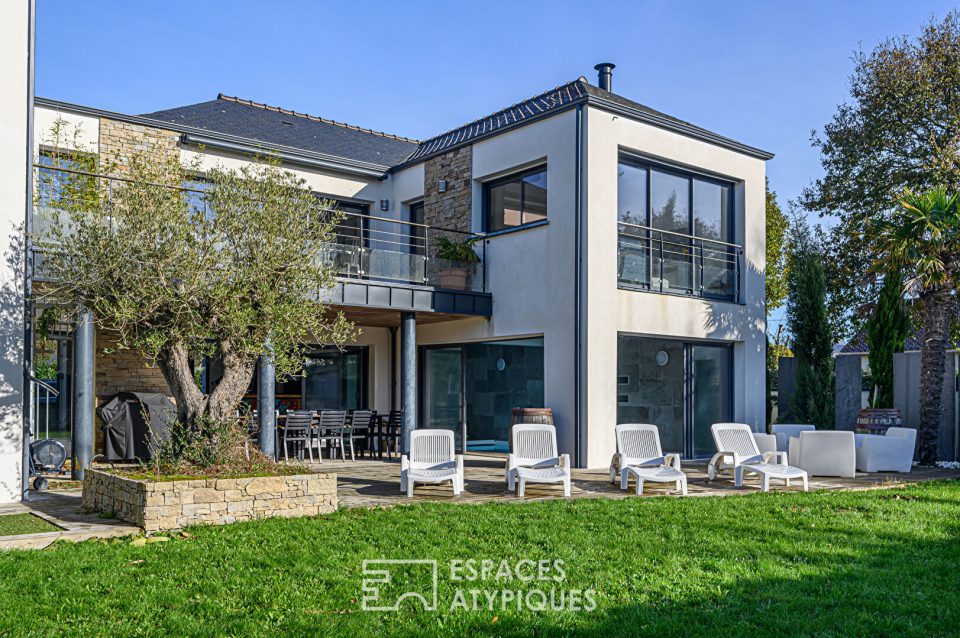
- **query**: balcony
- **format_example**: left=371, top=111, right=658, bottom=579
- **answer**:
left=617, top=221, right=741, bottom=302
left=323, top=210, right=485, bottom=292
left=30, top=163, right=491, bottom=318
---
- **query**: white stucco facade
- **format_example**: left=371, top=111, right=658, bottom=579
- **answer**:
left=581, top=105, right=767, bottom=467
left=0, top=1, right=31, bottom=503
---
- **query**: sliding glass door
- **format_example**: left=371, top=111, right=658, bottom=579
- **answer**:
left=423, top=347, right=464, bottom=449
left=617, top=335, right=732, bottom=458
left=302, top=347, right=367, bottom=412
left=421, top=337, right=545, bottom=453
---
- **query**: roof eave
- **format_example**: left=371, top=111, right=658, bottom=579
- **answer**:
left=584, top=94, right=775, bottom=161
left=389, top=92, right=774, bottom=172
left=388, top=101, right=583, bottom=172
left=35, top=97, right=391, bottom=180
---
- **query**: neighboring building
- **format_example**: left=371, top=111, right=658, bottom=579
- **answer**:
left=0, top=2, right=32, bottom=504
left=26, top=61, right=771, bottom=479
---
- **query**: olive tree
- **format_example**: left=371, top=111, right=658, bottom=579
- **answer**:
left=36, top=123, right=356, bottom=425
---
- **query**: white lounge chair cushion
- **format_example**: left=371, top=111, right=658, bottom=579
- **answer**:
left=624, top=465, right=685, bottom=482
left=410, top=464, right=460, bottom=481
left=515, top=465, right=569, bottom=482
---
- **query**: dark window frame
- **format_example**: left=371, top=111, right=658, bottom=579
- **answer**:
left=482, top=164, right=548, bottom=233
left=617, top=155, right=736, bottom=245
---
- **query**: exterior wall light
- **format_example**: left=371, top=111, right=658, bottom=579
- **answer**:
left=438, top=180, right=448, bottom=193
left=380, top=199, right=390, bottom=212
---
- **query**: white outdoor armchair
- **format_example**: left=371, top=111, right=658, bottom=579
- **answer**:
left=506, top=424, right=571, bottom=498
left=788, top=430, right=856, bottom=477
left=855, top=427, right=916, bottom=473
left=708, top=422, right=808, bottom=492
left=609, top=424, right=687, bottom=496
left=400, top=429, right=464, bottom=497
left=771, top=423, right=816, bottom=453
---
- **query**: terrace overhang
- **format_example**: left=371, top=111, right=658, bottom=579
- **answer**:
left=323, top=278, right=492, bottom=327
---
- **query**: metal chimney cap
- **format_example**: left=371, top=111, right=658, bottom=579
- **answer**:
left=594, top=62, right=615, bottom=91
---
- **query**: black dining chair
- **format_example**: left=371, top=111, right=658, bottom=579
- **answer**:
left=380, top=410, right=403, bottom=459
left=315, top=410, right=347, bottom=461
left=349, top=410, right=376, bottom=459
left=282, top=410, right=314, bottom=463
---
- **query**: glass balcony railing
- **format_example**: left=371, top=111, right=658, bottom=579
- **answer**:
left=326, top=211, right=486, bottom=292
left=29, top=163, right=487, bottom=294
left=617, top=221, right=741, bottom=302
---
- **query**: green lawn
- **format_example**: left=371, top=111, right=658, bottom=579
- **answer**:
left=1, top=482, right=959, bottom=637
left=0, top=514, right=59, bottom=537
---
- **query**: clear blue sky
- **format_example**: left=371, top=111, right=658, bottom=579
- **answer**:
left=35, top=0, right=957, bottom=336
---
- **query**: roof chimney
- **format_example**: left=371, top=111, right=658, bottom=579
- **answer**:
left=594, top=62, right=615, bottom=92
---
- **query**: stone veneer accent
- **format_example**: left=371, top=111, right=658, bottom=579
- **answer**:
left=423, top=145, right=473, bottom=232
left=98, top=117, right=180, bottom=173
left=82, top=469, right=337, bottom=533
left=95, top=329, right=169, bottom=398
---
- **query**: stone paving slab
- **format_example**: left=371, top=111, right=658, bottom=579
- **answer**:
left=326, top=454, right=960, bottom=508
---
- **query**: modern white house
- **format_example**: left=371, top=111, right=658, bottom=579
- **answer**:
left=14, top=54, right=771, bottom=499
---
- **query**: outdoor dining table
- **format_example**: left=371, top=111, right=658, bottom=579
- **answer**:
left=266, top=411, right=395, bottom=461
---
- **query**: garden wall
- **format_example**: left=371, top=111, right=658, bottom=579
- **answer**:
left=82, top=469, right=337, bottom=533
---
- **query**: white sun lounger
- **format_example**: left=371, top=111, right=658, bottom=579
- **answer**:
left=401, top=429, right=463, bottom=497
left=708, top=423, right=808, bottom=492
left=609, top=424, right=687, bottom=496
left=506, top=424, right=571, bottom=498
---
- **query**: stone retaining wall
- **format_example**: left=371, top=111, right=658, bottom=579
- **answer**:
left=82, top=469, right=337, bottom=532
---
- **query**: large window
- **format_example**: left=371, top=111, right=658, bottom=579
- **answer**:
left=617, top=335, right=732, bottom=458
left=484, top=166, right=548, bottom=232
left=617, top=156, right=737, bottom=299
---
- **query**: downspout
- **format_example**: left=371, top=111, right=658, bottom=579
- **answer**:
left=21, top=0, right=36, bottom=501
left=573, top=104, right=586, bottom=467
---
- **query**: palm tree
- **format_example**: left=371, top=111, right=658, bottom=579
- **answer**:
left=873, top=188, right=960, bottom=464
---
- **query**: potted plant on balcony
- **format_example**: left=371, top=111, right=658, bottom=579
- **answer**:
left=435, top=236, right=481, bottom=290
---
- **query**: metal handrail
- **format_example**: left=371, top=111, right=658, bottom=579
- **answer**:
left=29, top=376, right=59, bottom=396
left=34, top=163, right=488, bottom=291
left=33, top=163, right=482, bottom=237
left=29, top=375, right=60, bottom=441
left=617, top=224, right=741, bottom=302
left=617, top=220, right=743, bottom=250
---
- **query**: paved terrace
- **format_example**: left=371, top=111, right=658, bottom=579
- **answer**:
left=325, top=454, right=960, bottom=508
left=2, top=457, right=956, bottom=550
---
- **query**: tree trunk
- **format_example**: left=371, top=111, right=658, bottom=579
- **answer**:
left=156, top=341, right=205, bottom=424
left=157, top=339, right=257, bottom=424
left=205, top=341, right=257, bottom=420
left=917, top=287, right=952, bottom=465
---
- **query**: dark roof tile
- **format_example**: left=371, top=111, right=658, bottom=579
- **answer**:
left=141, top=95, right=419, bottom=168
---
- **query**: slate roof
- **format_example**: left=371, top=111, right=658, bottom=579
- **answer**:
left=137, top=77, right=771, bottom=172
left=401, top=77, right=772, bottom=165
left=141, top=94, right=419, bottom=168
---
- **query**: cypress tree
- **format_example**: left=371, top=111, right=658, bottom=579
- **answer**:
left=865, top=274, right=911, bottom=408
left=787, top=221, right=835, bottom=428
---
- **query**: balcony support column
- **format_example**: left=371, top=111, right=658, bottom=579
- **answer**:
left=400, top=312, right=417, bottom=456
left=70, top=309, right=94, bottom=481
left=257, top=342, right=276, bottom=460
